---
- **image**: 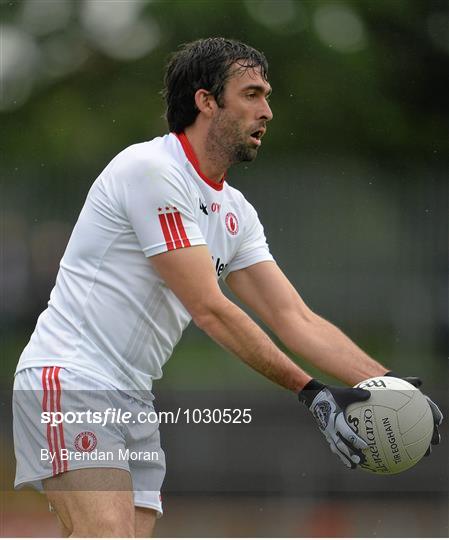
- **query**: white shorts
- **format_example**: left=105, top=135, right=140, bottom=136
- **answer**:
left=13, top=366, right=165, bottom=516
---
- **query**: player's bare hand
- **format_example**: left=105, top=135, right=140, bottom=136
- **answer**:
left=298, top=379, right=371, bottom=469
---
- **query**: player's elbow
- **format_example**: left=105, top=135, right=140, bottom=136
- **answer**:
left=192, top=311, right=215, bottom=332
left=189, top=294, right=230, bottom=331
left=272, top=304, right=319, bottom=347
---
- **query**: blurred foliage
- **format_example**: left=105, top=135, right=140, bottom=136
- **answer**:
left=2, top=0, right=448, bottom=185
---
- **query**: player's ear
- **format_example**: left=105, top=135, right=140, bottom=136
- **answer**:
left=194, top=89, right=217, bottom=118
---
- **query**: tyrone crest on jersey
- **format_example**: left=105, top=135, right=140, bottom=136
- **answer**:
left=225, top=212, right=239, bottom=236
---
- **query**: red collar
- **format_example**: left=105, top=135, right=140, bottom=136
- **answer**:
left=174, top=132, right=225, bottom=191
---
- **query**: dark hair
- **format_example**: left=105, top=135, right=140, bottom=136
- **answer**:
left=163, top=37, right=268, bottom=133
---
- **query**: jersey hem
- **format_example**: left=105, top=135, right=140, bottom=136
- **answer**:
left=143, top=237, right=206, bottom=257
left=14, top=360, right=155, bottom=402
left=133, top=499, right=163, bottom=518
left=14, top=463, right=131, bottom=491
left=224, top=254, right=275, bottom=279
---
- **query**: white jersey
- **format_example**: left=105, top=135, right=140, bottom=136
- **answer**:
left=16, top=133, right=274, bottom=397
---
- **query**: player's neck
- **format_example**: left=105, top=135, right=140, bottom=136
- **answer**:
left=184, top=126, right=228, bottom=183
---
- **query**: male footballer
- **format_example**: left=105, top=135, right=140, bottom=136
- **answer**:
left=13, top=37, right=443, bottom=537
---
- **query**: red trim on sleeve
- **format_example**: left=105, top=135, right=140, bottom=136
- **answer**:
left=159, top=214, right=175, bottom=251
left=174, top=211, right=191, bottom=248
left=165, top=212, right=183, bottom=249
left=159, top=207, right=192, bottom=251
left=174, top=132, right=225, bottom=191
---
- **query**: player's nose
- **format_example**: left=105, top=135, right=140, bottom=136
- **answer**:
left=263, top=101, right=273, bottom=122
left=259, top=99, right=273, bottom=122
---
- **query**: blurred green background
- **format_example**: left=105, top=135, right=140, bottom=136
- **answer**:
left=1, top=0, right=448, bottom=536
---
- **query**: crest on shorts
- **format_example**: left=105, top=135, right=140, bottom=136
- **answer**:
left=74, top=431, right=97, bottom=452
left=225, top=212, right=239, bottom=236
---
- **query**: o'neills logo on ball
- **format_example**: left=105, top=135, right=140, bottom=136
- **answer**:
left=362, top=408, right=388, bottom=473
left=74, top=431, right=97, bottom=452
left=225, top=212, right=239, bottom=235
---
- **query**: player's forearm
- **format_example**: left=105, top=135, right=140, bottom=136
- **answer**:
left=277, top=311, right=387, bottom=386
left=193, top=300, right=311, bottom=393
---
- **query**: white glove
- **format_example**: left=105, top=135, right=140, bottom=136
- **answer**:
left=299, top=379, right=371, bottom=469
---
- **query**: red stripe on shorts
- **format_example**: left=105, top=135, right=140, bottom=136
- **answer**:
left=54, top=367, right=68, bottom=472
left=42, top=367, right=56, bottom=476
left=48, top=367, right=62, bottom=475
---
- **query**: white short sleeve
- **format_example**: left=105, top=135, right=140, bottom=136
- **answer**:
left=223, top=202, right=274, bottom=279
left=109, top=148, right=206, bottom=257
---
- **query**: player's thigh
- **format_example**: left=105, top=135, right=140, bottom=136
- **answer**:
left=54, top=513, right=71, bottom=538
left=135, top=507, right=158, bottom=538
left=44, top=467, right=135, bottom=537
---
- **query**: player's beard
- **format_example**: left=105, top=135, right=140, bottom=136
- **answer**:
left=206, top=108, right=258, bottom=166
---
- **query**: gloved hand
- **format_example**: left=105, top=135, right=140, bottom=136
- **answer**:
left=298, top=379, right=371, bottom=469
left=385, top=371, right=443, bottom=454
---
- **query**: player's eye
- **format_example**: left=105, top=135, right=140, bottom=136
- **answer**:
left=246, top=93, right=257, bottom=100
